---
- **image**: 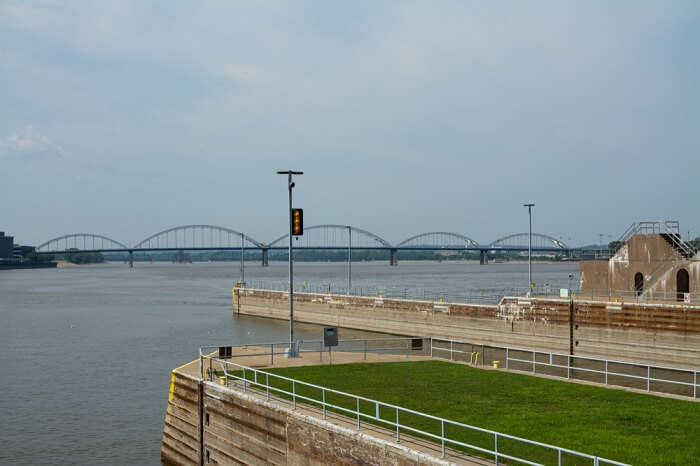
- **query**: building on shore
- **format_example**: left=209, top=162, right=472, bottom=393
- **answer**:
left=580, top=222, right=698, bottom=302
left=0, top=232, right=14, bottom=259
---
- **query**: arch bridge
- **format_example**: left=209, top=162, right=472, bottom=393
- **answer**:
left=37, top=234, right=129, bottom=252
left=133, top=225, right=262, bottom=250
left=34, top=226, right=577, bottom=267
left=396, top=232, right=480, bottom=249
left=489, top=233, right=568, bottom=250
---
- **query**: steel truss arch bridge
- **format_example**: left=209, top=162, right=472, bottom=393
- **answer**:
left=267, top=224, right=392, bottom=249
left=35, top=225, right=578, bottom=267
left=489, top=233, right=568, bottom=250
left=37, top=233, right=129, bottom=252
left=396, top=232, right=480, bottom=249
left=133, top=225, right=263, bottom=250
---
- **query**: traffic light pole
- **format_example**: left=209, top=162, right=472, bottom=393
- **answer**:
left=287, top=172, right=295, bottom=356
left=278, top=170, right=303, bottom=357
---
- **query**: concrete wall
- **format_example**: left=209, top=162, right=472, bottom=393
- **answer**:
left=234, top=289, right=700, bottom=368
left=162, top=371, right=202, bottom=465
left=580, top=234, right=700, bottom=300
left=162, top=370, right=450, bottom=466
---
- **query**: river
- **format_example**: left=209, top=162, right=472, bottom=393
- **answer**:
left=0, top=260, right=579, bottom=465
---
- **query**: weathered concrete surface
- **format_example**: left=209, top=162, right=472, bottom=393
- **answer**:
left=233, top=289, right=700, bottom=368
left=580, top=234, right=699, bottom=300
left=162, top=366, right=482, bottom=465
left=162, top=371, right=202, bottom=465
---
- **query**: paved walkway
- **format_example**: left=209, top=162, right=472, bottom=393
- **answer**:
left=177, top=346, right=433, bottom=377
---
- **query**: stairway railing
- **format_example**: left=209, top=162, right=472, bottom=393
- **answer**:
left=660, top=222, right=695, bottom=258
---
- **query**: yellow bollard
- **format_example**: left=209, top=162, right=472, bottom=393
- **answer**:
left=493, top=361, right=500, bottom=369
left=219, top=376, right=226, bottom=386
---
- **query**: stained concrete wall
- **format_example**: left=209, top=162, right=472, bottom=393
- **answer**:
left=162, top=371, right=202, bottom=465
left=162, top=370, right=451, bottom=465
left=234, top=289, right=700, bottom=368
left=580, top=234, right=699, bottom=300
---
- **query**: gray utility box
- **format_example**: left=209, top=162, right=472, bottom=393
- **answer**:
left=324, top=327, right=338, bottom=347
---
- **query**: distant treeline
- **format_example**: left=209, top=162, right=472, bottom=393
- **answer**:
left=102, top=249, right=569, bottom=263
left=24, top=249, right=105, bottom=264
left=61, top=249, right=105, bottom=264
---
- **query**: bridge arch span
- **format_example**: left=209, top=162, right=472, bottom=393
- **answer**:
left=489, top=233, right=568, bottom=249
left=396, top=232, right=480, bottom=248
left=37, top=233, right=129, bottom=252
left=133, top=225, right=263, bottom=249
left=267, top=225, right=393, bottom=248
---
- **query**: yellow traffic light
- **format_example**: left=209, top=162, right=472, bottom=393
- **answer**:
left=292, top=208, right=303, bottom=235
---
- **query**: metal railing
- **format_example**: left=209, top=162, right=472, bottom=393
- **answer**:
left=617, top=221, right=696, bottom=258
left=205, top=356, right=628, bottom=466
left=241, top=280, right=578, bottom=305
left=199, top=337, right=425, bottom=371
left=571, top=288, right=699, bottom=304
left=430, top=338, right=699, bottom=399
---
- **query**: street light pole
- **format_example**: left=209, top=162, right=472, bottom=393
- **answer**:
left=277, top=170, right=303, bottom=356
left=240, top=232, right=244, bottom=284
left=523, top=203, right=535, bottom=293
left=347, top=225, right=351, bottom=295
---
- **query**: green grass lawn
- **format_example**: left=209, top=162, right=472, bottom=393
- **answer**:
left=237, top=361, right=699, bottom=465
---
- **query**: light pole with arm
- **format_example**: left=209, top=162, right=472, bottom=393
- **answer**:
left=277, top=170, right=303, bottom=356
left=347, top=225, right=352, bottom=295
left=523, top=203, right=535, bottom=293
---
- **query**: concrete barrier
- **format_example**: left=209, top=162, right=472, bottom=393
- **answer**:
left=162, top=369, right=455, bottom=465
left=233, top=289, right=700, bottom=368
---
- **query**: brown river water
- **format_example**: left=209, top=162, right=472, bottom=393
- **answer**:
left=0, top=260, right=579, bottom=464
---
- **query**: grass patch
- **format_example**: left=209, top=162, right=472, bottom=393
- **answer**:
left=233, top=360, right=699, bottom=465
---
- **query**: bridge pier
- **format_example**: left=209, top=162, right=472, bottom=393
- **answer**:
left=261, top=248, right=269, bottom=267
left=390, top=248, right=398, bottom=266
left=128, top=250, right=134, bottom=268
left=479, top=250, right=488, bottom=265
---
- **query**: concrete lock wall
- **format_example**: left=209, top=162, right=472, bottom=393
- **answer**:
left=162, top=370, right=450, bottom=466
left=162, top=371, right=203, bottom=465
left=233, top=289, right=700, bottom=368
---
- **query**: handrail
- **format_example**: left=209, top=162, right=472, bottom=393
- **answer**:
left=199, top=335, right=699, bottom=400
left=431, top=338, right=698, bottom=399
left=207, top=357, right=629, bottom=466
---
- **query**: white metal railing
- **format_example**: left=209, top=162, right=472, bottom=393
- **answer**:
left=430, top=339, right=699, bottom=399
left=205, top=357, right=629, bottom=466
left=199, top=337, right=422, bottom=372
left=199, top=336, right=699, bottom=400
left=617, top=221, right=696, bottom=258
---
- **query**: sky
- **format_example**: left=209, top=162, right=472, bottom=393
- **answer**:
left=1, top=1, right=699, bottom=247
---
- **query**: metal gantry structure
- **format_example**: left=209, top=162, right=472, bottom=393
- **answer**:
left=35, top=225, right=575, bottom=267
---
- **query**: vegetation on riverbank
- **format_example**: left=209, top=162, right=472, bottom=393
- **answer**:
left=59, top=248, right=105, bottom=264
left=103, top=249, right=571, bottom=263
left=252, top=360, right=698, bottom=465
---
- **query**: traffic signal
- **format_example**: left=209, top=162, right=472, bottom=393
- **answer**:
left=292, top=208, right=303, bottom=235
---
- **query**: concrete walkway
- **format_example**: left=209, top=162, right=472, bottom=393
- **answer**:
left=178, top=346, right=433, bottom=378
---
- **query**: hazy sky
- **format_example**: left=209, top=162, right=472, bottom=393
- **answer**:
left=1, top=1, right=698, bottom=247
